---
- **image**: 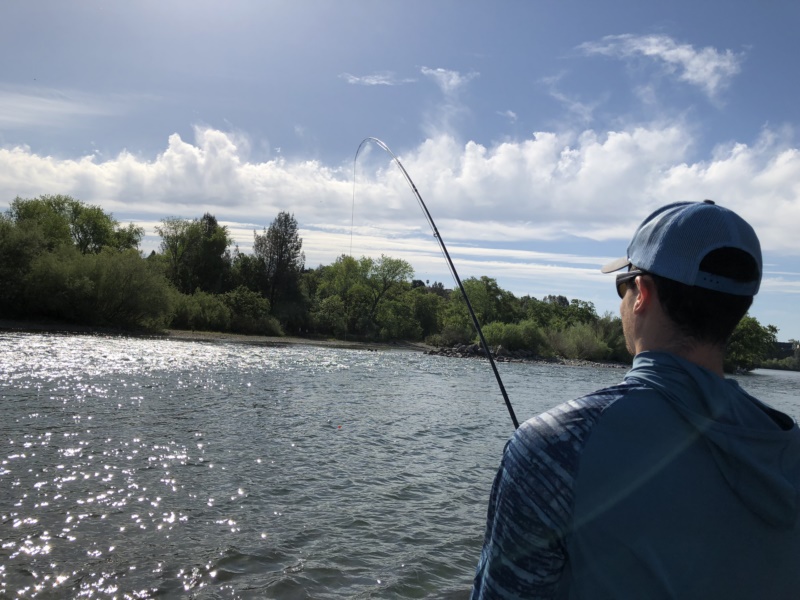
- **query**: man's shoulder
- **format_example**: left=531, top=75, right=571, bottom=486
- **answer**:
left=506, top=382, right=647, bottom=478
left=518, top=381, right=643, bottom=438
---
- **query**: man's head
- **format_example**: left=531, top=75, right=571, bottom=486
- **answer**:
left=602, top=200, right=762, bottom=348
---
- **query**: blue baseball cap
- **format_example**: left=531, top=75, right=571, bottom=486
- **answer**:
left=601, top=200, right=762, bottom=296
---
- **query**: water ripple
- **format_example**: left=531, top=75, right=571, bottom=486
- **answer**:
left=2, top=332, right=796, bottom=598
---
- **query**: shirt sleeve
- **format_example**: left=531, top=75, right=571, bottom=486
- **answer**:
left=471, top=395, right=616, bottom=599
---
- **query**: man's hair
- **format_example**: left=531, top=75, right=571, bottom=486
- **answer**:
left=646, top=247, right=758, bottom=346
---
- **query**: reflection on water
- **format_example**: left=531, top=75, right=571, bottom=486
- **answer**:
left=0, top=332, right=796, bottom=598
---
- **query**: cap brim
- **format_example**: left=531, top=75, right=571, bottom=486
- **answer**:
left=601, top=256, right=631, bottom=274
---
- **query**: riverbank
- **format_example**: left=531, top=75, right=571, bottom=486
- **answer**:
left=0, top=318, right=434, bottom=352
left=0, top=318, right=630, bottom=369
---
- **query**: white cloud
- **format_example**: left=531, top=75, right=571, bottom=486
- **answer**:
left=420, top=67, right=478, bottom=97
left=2, top=122, right=798, bottom=263
left=0, top=85, right=148, bottom=129
left=339, top=72, right=415, bottom=86
left=497, top=110, right=518, bottom=123
left=579, top=34, right=743, bottom=100
left=3, top=123, right=798, bottom=336
left=417, top=67, right=479, bottom=138
left=540, top=74, right=602, bottom=124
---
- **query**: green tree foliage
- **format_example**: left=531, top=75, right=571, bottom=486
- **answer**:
left=195, top=213, right=233, bottom=293
left=466, top=277, right=519, bottom=324
left=312, top=254, right=414, bottom=338
left=23, top=246, right=172, bottom=328
left=155, top=217, right=197, bottom=291
left=5, top=199, right=783, bottom=367
left=482, top=319, right=551, bottom=356
left=155, top=214, right=232, bottom=294
left=761, top=340, right=800, bottom=371
left=724, top=315, right=779, bottom=372
left=222, top=286, right=282, bottom=335
left=522, top=295, right=598, bottom=330
left=406, top=287, right=443, bottom=339
left=9, top=195, right=143, bottom=253
left=363, top=255, right=415, bottom=324
left=594, top=312, right=629, bottom=363
left=313, top=255, right=366, bottom=335
left=230, top=249, right=265, bottom=292
left=427, top=281, right=449, bottom=298
left=547, top=322, right=611, bottom=361
left=0, top=216, right=48, bottom=316
left=170, top=289, right=232, bottom=332
left=311, top=295, right=348, bottom=337
left=1, top=196, right=165, bottom=328
left=253, top=212, right=305, bottom=323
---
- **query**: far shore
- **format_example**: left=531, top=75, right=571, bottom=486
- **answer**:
left=0, top=318, right=435, bottom=352
left=0, top=318, right=632, bottom=370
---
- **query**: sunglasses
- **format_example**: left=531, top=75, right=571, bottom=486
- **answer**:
left=615, top=269, right=646, bottom=299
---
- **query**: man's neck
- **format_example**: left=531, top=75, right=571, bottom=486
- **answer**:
left=639, top=339, right=726, bottom=377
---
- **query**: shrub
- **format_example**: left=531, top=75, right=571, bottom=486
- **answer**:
left=426, top=323, right=473, bottom=347
left=93, top=249, right=173, bottom=329
left=311, top=295, right=348, bottom=337
left=594, top=313, right=630, bottom=363
left=482, top=321, right=524, bottom=351
left=546, top=322, right=611, bottom=361
left=24, top=245, right=96, bottom=323
left=376, top=299, right=422, bottom=341
left=170, top=290, right=231, bottom=332
left=22, top=247, right=173, bottom=330
left=518, top=319, right=553, bottom=356
left=222, top=286, right=282, bottom=336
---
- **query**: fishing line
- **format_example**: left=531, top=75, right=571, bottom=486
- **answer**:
left=353, top=137, right=519, bottom=430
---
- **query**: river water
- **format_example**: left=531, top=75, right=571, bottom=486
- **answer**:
left=1, top=332, right=798, bottom=599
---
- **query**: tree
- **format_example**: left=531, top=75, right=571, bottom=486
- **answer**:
left=312, top=295, right=348, bottom=337
left=155, top=217, right=200, bottom=293
left=448, top=276, right=518, bottom=329
left=427, top=281, right=450, bottom=298
left=315, top=255, right=371, bottom=336
left=230, top=248, right=265, bottom=292
left=254, top=212, right=305, bottom=322
left=312, top=254, right=415, bottom=338
left=724, top=315, right=779, bottom=372
left=23, top=246, right=172, bottom=329
left=406, top=286, right=443, bottom=339
left=363, top=255, right=414, bottom=324
left=8, top=194, right=143, bottom=253
left=8, top=195, right=72, bottom=250
left=0, top=216, right=48, bottom=316
left=194, top=213, right=232, bottom=293
left=154, top=214, right=232, bottom=294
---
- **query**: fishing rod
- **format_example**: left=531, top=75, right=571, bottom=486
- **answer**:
left=353, top=137, right=519, bottom=430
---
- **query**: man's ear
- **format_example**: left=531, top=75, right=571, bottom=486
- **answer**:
left=633, top=275, right=656, bottom=313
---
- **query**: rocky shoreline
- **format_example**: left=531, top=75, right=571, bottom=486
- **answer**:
left=426, top=342, right=630, bottom=370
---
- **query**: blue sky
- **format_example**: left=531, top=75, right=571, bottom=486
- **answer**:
left=2, top=0, right=799, bottom=340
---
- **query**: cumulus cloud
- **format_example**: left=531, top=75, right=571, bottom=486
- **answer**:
left=2, top=123, right=798, bottom=279
left=3, top=122, right=799, bottom=333
left=579, top=34, right=743, bottom=100
left=3, top=123, right=798, bottom=248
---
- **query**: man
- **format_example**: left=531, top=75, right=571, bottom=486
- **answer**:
left=471, top=201, right=800, bottom=599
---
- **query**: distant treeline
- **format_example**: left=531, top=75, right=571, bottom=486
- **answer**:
left=1, top=194, right=788, bottom=372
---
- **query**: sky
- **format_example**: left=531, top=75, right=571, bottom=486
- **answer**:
left=2, top=0, right=799, bottom=341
